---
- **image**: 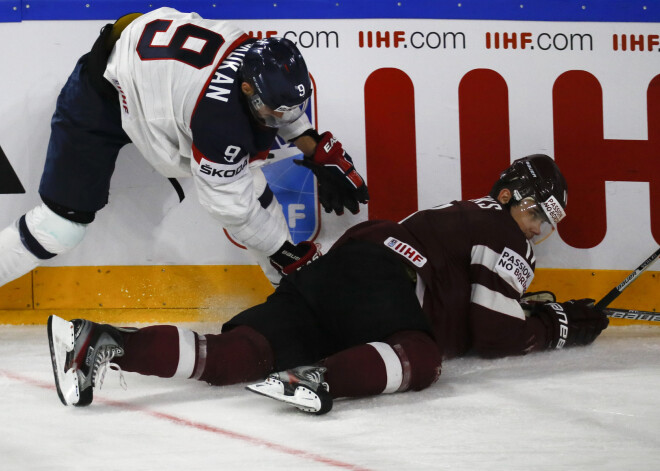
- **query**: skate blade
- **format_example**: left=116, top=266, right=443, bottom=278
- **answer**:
left=246, top=378, right=322, bottom=413
left=47, top=315, right=80, bottom=406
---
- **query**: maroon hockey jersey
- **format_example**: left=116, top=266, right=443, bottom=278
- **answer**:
left=333, top=196, right=552, bottom=359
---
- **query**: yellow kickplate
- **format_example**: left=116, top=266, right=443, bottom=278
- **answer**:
left=0, top=265, right=657, bottom=326
left=0, top=273, right=33, bottom=309
left=31, top=265, right=273, bottom=310
left=529, top=268, right=659, bottom=326
left=0, top=265, right=273, bottom=325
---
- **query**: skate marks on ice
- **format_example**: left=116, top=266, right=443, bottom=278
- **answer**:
left=0, top=324, right=659, bottom=470
left=0, top=370, right=372, bottom=471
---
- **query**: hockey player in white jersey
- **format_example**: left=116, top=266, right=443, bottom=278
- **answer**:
left=0, top=8, right=368, bottom=287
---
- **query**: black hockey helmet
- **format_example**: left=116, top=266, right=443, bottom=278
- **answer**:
left=490, top=155, right=568, bottom=242
left=240, top=37, right=312, bottom=128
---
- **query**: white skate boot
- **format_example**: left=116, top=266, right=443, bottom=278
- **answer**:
left=246, top=366, right=333, bottom=415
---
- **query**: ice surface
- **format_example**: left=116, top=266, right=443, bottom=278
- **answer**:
left=1, top=323, right=659, bottom=471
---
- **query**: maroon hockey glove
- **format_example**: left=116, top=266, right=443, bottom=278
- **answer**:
left=294, top=132, right=369, bottom=215
left=531, top=299, right=609, bottom=349
left=269, top=241, right=321, bottom=275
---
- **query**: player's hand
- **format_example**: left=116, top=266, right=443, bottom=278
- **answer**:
left=269, top=241, right=321, bottom=275
left=519, top=290, right=556, bottom=317
left=531, top=299, right=609, bottom=349
left=520, top=291, right=557, bottom=304
left=294, top=132, right=369, bottom=215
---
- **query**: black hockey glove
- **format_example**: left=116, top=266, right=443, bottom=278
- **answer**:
left=531, top=299, right=609, bottom=349
left=269, top=241, right=321, bottom=275
left=294, top=132, right=369, bottom=215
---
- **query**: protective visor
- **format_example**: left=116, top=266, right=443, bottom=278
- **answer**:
left=517, top=196, right=566, bottom=245
left=248, top=93, right=309, bottom=128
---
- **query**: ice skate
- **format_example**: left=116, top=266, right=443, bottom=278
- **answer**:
left=47, top=315, right=130, bottom=406
left=246, top=366, right=333, bottom=415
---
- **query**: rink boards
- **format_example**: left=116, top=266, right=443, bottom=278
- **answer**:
left=0, top=4, right=658, bottom=325
left=0, top=266, right=656, bottom=326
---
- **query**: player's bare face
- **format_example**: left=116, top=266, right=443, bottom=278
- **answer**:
left=510, top=202, right=544, bottom=240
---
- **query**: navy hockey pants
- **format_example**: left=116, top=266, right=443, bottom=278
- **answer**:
left=39, top=53, right=131, bottom=215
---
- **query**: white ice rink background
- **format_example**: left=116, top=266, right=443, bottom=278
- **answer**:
left=2, top=323, right=659, bottom=471
left=1, top=2, right=659, bottom=470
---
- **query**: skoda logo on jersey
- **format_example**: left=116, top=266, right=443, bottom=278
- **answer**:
left=197, top=158, right=248, bottom=183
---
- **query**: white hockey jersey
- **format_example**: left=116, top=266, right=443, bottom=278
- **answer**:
left=104, top=8, right=312, bottom=258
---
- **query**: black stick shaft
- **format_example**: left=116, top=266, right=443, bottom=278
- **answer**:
left=604, top=308, right=660, bottom=324
left=594, top=247, right=660, bottom=310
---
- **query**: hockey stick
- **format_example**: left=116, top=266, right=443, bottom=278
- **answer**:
left=594, top=246, right=660, bottom=310
left=603, top=308, right=660, bottom=324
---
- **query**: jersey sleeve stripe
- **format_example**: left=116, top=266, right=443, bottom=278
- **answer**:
left=192, top=142, right=204, bottom=164
left=470, top=244, right=500, bottom=268
left=471, top=244, right=520, bottom=294
left=470, top=264, right=520, bottom=299
left=471, top=243, right=535, bottom=295
left=470, top=283, right=526, bottom=320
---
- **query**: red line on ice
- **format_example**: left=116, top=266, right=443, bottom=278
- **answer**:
left=1, top=369, right=372, bottom=471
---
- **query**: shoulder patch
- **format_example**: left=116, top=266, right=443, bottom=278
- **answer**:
left=495, top=247, right=534, bottom=293
left=384, top=237, right=427, bottom=267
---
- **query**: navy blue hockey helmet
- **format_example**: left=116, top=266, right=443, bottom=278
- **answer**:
left=490, top=154, right=568, bottom=243
left=240, top=37, right=312, bottom=128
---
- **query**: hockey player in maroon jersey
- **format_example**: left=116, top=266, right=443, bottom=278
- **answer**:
left=0, top=8, right=368, bottom=288
left=48, top=155, right=608, bottom=414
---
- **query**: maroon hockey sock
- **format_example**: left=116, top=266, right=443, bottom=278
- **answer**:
left=386, top=331, right=442, bottom=391
left=199, top=326, right=274, bottom=386
left=321, top=344, right=388, bottom=398
left=115, top=325, right=274, bottom=386
left=115, top=325, right=182, bottom=378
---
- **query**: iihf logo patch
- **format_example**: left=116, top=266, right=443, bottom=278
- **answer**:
left=384, top=237, right=427, bottom=267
